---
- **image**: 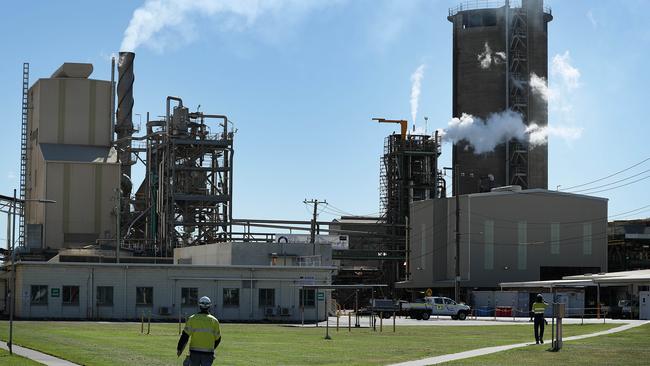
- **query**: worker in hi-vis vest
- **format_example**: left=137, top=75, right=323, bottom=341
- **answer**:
left=177, top=296, right=222, bottom=366
left=531, top=294, right=549, bottom=344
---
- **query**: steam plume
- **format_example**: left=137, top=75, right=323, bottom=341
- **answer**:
left=440, top=110, right=582, bottom=154
left=410, top=64, right=425, bottom=125
left=440, top=110, right=527, bottom=154
left=121, top=0, right=335, bottom=52
left=529, top=73, right=553, bottom=101
left=477, top=42, right=506, bottom=69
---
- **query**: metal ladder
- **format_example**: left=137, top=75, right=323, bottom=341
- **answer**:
left=508, top=6, right=529, bottom=188
left=19, top=63, right=30, bottom=247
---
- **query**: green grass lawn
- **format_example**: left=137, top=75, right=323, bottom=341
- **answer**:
left=445, top=323, right=650, bottom=366
left=0, top=348, right=42, bottom=366
left=0, top=321, right=616, bottom=366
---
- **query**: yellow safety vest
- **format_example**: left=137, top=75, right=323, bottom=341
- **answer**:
left=184, top=313, right=221, bottom=353
left=532, top=301, right=548, bottom=314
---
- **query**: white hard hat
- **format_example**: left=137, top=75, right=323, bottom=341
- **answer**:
left=199, top=296, right=211, bottom=310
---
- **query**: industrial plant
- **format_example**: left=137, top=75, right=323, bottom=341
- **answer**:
left=1, top=0, right=649, bottom=323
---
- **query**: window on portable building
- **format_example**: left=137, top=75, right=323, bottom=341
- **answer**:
left=182, top=287, right=198, bottom=306
left=136, top=287, right=154, bottom=305
left=259, top=288, right=275, bottom=307
left=30, top=285, right=48, bottom=305
left=299, top=289, right=315, bottom=307
left=223, top=288, right=239, bottom=307
left=97, top=286, right=114, bottom=306
left=62, top=286, right=80, bottom=305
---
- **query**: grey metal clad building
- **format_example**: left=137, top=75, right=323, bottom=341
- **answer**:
left=448, top=0, right=553, bottom=194
left=399, top=189, right=608, bottom=290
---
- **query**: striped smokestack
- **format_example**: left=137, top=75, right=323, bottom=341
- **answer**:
left=116, top=52, right=135, bottom=226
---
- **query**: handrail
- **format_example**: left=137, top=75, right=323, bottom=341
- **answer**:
left=448, top=0, right=552, bottom=17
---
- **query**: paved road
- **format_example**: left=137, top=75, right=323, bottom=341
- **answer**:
left=299, top=315, right=634, bottom=328
left=0, top=341, right=80, bottom=366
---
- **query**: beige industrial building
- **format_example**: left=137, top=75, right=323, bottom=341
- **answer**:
left=399, top=188, right=608, bottom=290
left=25, top=63, right=119, bottom=250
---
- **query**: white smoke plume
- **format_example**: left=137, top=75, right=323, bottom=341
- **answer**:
left=439, top=110, right=582, bottom=154
left=529, top=73, right=554, bottom=102
left=410, top=64, right=425, bottom=125
left=120, top=0, right=337, bottom=52
left=527, top=123, right=583, bottom=145
left=450, top=50, right=584, bottom=154
left=440, top=110, right=527, bottom=154
left=477, top=42, right=506, bottom=69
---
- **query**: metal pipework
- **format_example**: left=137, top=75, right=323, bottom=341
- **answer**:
left=166, top=96, right=183, bottom=134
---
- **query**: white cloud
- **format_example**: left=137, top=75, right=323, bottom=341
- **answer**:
left=410, top=64, right=425, bottom=125
left=586, top=10, right=597, bottom=28
left=527, top=52, right=583, bottom=146
left=367, top=0, right=421, bottom=51
left=121, top=0, right=342, bottom=52
left=552, top=51, right=581, bottom=90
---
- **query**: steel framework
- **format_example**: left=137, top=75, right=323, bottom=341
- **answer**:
left=378, top=132, right=443, bottom=285
left=125, top=96, right=233, bottom=255
left=380, top=133, right=443, bottom=226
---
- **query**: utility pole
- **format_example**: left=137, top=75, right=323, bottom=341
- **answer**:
left=9, top=189, right=16, bottom=354
left=454, top=165, right=461, bottom=303
left=304, top=199, right=326, bottom=255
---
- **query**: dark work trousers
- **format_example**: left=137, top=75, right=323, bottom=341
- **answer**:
left=183, top=351, right=215, bottom=366
left=533, top=313, right=545, bottom=341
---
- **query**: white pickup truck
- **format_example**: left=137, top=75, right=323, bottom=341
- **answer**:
left=402, top=296, right=471, bottom=320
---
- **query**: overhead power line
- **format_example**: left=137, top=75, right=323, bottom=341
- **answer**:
left=569, top=168, right=650, bottom=193
left=561, top=157, right=650, bottom=191
left=576, top=174, right=650, bottom=195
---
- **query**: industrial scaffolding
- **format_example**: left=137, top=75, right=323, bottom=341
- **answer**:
left=378, top=132, right=444, bottom=284
left=380, top=133, right=444, bottom=226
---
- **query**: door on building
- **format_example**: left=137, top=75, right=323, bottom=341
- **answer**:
left=639, top=291, right=650, bottom=320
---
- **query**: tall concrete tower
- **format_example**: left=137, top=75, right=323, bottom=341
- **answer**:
left=448, top=0, right=553, bottom=195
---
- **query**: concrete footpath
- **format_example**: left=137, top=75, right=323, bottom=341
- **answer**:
left=0, top=341, right=80, bottom=366
left=389, top=320, right=650, bottom=366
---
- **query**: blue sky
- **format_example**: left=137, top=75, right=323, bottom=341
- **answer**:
left=0, top=0, right=648, bottom=247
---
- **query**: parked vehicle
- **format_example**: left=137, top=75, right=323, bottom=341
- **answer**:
left=401, top=296, right=471, bottom=320
left=359, top=297, right=470, bottom=320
